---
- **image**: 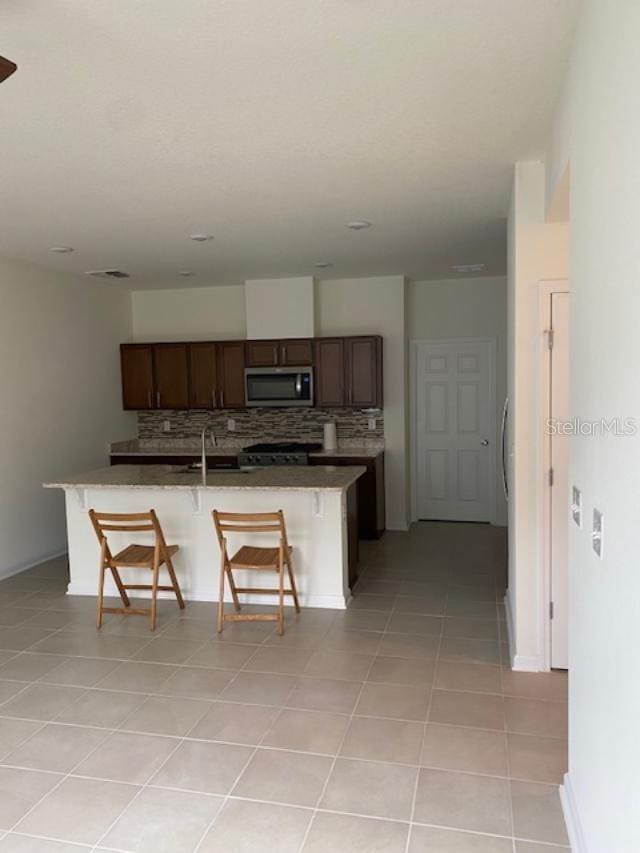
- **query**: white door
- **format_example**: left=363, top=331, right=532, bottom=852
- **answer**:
left=415, top=339, right=495, bottom=522
left=549, top=292, right=569, bottom=669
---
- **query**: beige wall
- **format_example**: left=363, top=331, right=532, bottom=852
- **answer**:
left=545, top=2, right=640, bottom=847
left=0, top=257, right=135, bottom=577
left=506, top=161, right=569, bottom=670
left=407, top=276, right=508, bottom=525
left=131, top=284, right=246, bottom=341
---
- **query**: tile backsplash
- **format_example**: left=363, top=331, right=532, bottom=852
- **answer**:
left=138, top=408, right=384, bottom=444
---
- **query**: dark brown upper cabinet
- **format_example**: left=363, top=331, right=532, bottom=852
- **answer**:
left=121, top=344, right=154, bottom=410
left=346, top=336, right=383, bottom=408
left=218, top=341, right=246, bottom=409
left=153, top=344, right=189, bottom=410
left=188, top=343, right=218, bottom=409
left=245, top=340, right=280, bottom=367
left=314, top=336, right=383, bottom=408
left=246, top=339, right=313, bottom=367
left=280, top=339, right=313, bottom=365
left=314, top=338, right=345, bottom=406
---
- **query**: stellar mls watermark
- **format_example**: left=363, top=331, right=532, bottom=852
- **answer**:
left=546, top=417, right=638, bottom=436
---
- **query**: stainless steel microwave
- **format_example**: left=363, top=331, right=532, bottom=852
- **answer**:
left=244, top=366, right=314, bottom=407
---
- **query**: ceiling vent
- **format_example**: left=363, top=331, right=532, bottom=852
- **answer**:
left=85, top=269, right=131, bottom=279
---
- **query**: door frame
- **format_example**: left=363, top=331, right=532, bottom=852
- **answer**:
left=410, top=337, right=498, bottom=525
left=538, top=280, right=569, bottom=671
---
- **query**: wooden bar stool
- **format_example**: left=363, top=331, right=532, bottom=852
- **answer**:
left=212, top=510, right=300, bottom=635
left=89, top=509, right=185, bottom=631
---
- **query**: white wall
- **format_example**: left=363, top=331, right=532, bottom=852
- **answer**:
left=0, top=257, right=135, bottom=577
left=546, top=2, right=640, bottom=848
left=506, top=162, right=569, bottom=671
left=407, top=276, right=508, bottom=525
left=132, top=284, right=246, bottom=341
left=316, top=276, right=409, bottom=530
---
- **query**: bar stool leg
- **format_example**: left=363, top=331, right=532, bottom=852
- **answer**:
left=96, top=540, right=107, bottom=629
left=150, top=552, right=160, bottom=631
left=165, top=554, right=185, bottom=610
left=278, top=544, right=285, bottom=636
left=286, top=552, right=301, bottom=613
left=217, top=548, right=226, bottom=633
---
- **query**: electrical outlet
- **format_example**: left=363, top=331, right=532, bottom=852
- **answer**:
left=227, top=419, right=236, bottom=432
left=571, top=486, right=582, bottom=528
left=368, top=417, right=377, bottom=431
left=162, top=420, right=171, bottom=433
left=592, top=508, right=604, bottom=558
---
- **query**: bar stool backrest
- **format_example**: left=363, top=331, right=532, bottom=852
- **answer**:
left=212, top=510, right=288, bottom=549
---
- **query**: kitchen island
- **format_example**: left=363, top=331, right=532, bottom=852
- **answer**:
left=44, top=464, right=365, bottom=609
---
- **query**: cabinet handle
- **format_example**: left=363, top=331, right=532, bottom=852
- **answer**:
left=147, top=391, right=152, bottom=408
left=156, top=391, right=161, bottom=408
left=282, top=345, right=287, bottom=363
left=212, top=390, right=217, bottom=409
left=220, top=390, right=224, bottom=408
left=273, top=345, right=278, bottom=364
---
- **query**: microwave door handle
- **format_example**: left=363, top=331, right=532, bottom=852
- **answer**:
left=295, top=374, right=302, bottom=397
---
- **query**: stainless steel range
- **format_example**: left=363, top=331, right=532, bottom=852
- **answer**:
left=238, top=442, right=323, bottom=467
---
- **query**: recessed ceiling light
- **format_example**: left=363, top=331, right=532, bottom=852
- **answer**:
left=452, top=263, right=485, bottom=273
left=346, top=221, right=372, bottom=231
left=189, top=234, right=214, bottom=242
left=314, top=262, right=333, bottom=268
left=49, top=246, right=74, bottom=253
left=178, top=271, right=194, bottom=277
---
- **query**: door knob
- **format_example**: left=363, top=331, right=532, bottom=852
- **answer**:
left=481, top=439, right=489, bottom=446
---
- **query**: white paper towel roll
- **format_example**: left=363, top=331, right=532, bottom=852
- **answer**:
left=323, top=422, right=337, bottom=451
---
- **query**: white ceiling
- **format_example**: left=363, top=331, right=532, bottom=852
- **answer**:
left=1, top=0, right=579, bottom=289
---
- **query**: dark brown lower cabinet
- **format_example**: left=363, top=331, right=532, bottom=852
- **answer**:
left=310, top=453, right=385, bottom=539
left=346, top=482, right=359, bottom=587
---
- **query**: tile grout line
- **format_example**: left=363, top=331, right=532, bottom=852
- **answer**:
left=404, top=567, right=447, bottom=853
left=295, top=573, right=390, bottom=852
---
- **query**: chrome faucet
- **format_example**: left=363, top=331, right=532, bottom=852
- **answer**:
left=200, top=426, right=217, bottom=485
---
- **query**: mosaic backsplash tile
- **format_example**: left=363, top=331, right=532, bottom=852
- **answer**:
left=138, top=407, right=384, bottom=443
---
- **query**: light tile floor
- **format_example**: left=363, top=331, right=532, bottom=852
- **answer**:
left=0, top=522, right=568, bottom=852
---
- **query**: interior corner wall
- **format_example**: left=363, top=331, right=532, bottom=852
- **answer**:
left=506, top=161, right=568, bottom=671
left=0, top=257, right=136, bottom=577
left=407, top=276, right=508, bottom=527
left=546, top=2, right=640, bottom=849
left=315, top=276, right=409, bottom=530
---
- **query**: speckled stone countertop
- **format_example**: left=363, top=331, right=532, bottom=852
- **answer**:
left=110, top=439, right=384, bottom=459
left=44, top=464, right=367, bottom=492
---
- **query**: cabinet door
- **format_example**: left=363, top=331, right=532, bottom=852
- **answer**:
left=218, top=342, right=246, bottom=408
left=345, top=336, right=382, bottom=407
left=189, top=343, right=218, bottom=409
left=245, top=340, right=280, bottom=367
left=153, top=344, right=189, bottom=409
left=121, top=344, right=154, bottom=410
left=280, top=339, right=313, bottom=366
left=314, top=338, right=345, bottom=406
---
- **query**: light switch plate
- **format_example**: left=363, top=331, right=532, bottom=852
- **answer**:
left=368, top=417, right=377, bottom=431
left=162, top=420, right=171, bottom=433
left=227, top=419, right=236, bottom=432
left=571, top=486, right=582, bottom=528
left=592, top=508, right=604, bottom=558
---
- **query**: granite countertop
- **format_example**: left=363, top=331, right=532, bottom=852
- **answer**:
left=110, top=439, right=384, bottom=459
left=44, top=464, right=367, bottom=492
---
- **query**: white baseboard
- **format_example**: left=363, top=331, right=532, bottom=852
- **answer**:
left=503, top=592, right=545, bottom=671
left=561, top=772, right=588, bottom=852
left=0, top=549, right=67, bottom=582
left=67, top=580, right=347, bottom=610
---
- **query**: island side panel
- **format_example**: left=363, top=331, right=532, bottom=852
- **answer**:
left=64, top=486, right=350, bottom=609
